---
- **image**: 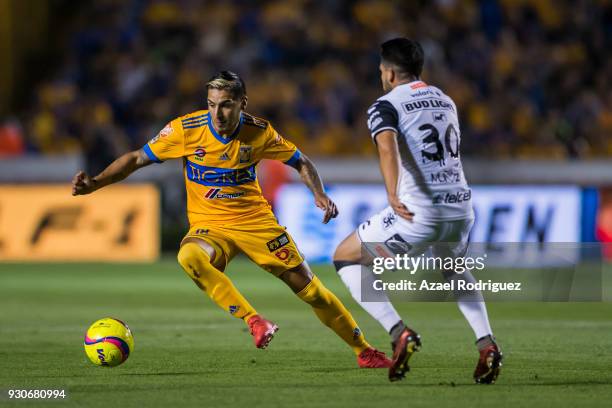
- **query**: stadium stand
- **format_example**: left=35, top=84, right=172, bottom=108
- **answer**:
left=0, top=0, right=609, bottom=159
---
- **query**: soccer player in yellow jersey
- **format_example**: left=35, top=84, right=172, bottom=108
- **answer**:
left=71, top=71, right=391, bottom=368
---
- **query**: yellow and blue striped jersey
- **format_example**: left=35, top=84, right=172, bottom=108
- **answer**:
left=143, top=110, right=301, bottom=225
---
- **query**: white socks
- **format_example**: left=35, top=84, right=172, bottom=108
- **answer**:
left=444, top=270, right=493, bottom=339
left=337, top=264, right=493, bottom=340
left=336, top=264, right=402, bottom=332
left=456, top=299, right=493, bottom=339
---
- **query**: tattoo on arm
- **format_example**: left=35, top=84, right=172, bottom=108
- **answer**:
left=296, top=155, right=325, bottom=196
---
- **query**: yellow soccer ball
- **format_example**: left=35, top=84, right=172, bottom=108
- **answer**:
left=84, top=317, right=134, bottom=367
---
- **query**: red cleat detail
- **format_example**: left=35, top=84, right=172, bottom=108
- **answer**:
left=474, top=344, right=503, bottom=384
left=357, top=348, right=393, bottom=368
left=247, top=315, right=279, bottom=349
left=388, top=328, right=421, bottom=382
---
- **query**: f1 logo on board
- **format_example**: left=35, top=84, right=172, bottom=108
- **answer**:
left=204, top=188, right=245, bottom=199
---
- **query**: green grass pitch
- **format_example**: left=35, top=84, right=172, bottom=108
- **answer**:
left=1, top=259, right=611, bottom=407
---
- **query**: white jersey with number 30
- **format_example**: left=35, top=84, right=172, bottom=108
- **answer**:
left=367, top=81, right=474, bottom=221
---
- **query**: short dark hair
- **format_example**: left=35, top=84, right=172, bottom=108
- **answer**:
left=206, top=70, right=247, bottom=99
left=380, top=38, right=424, bottom=78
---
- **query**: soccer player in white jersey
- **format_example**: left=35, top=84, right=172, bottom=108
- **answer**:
left=333, top=38, right=502, bottom=383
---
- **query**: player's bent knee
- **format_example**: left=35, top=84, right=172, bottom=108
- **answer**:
left=333, top=232, right=362, bottom=262
left=332, top=240, right=351, bottom=262
left=333, top=234, right=368, bottom=271
left=181, top=237, right=216, bottom=259
left=177, top=243, right=196, bottom=272
left=177, top=242, right=211, bottom=279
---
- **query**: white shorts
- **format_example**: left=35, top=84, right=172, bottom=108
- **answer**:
left=357, top=206, right=474, bottom=260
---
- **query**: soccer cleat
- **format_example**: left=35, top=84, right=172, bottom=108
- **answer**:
left=357, top=348, right=393, bottom=368
left=247, top=315, right=279, bottom=349
left=474, top=343, right=503, bottom=384
left=388, top=327, right=421, bottom=382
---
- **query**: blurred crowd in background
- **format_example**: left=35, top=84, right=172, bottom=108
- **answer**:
left=1, top=0, right=611, bottom=163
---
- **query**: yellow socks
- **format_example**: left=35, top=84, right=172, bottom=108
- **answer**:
left=177, top=242, right=370, bottom=356
left=177, top=242, right=257, bottom=323
left=296, top=276, right=370, bottom=355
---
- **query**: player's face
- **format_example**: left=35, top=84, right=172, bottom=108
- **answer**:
left=207, top=89, right=246, bottom=135
left=379, top=63, right=392, bottom=92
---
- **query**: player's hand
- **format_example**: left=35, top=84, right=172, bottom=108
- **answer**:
left=314, top=193, right=338, bottom=224
left=71, top=170, right=97, bottom=196
left=389, top=194, right=414, bottom=221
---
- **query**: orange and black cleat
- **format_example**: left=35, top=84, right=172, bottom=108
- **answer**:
left=247, top=315, right=279, bottom=349
left=388, top=327, right=421, bottom=382
left=357, top=348, right=393, bottom=368
left=474, top=337, right=503, bottom=384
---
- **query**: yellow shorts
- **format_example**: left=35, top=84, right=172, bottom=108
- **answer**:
left=181, top=212, right=304, bottom=276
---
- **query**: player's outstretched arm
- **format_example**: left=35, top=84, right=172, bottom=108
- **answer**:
left=292, top=154, right=338, bottom=224
left=376, top=130, right=414, bottom=221
left=71, top=148, right=153, bottom=196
